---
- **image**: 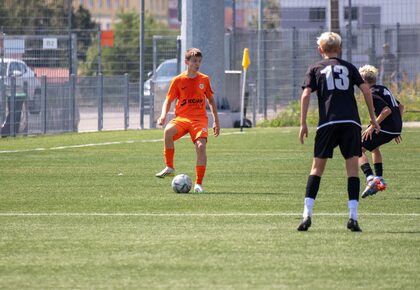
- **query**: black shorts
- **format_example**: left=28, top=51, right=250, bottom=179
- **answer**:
left=362, top=131, right=398, bottom=151
left=314, top=123, right=362, bottom=159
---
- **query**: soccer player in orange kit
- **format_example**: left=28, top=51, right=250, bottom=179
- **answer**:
left=155, top=48, right=220, bottom=193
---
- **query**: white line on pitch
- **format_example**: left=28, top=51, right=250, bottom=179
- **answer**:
left=0, top=131, right=245, bottom=154
left=0, top=212, right=418, bottom=217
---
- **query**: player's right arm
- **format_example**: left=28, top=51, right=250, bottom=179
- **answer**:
left=299, top=87, right=311, bottom=144
left=157, top=98, right=172, bottom=126
left=359, top=83, right=380, bottom=136
left=158, top=77, right=178, bottom=126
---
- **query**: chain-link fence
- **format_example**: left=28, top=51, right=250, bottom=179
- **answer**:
left=231, top=23, right=420, bottom=120
left=1, top=0, right=419, bottom=136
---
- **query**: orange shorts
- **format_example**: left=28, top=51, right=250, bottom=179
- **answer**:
left=170, top=116, right=208, bottom=143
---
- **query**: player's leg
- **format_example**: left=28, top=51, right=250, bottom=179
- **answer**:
left=155, top=123, right=179, bottom=178
left=372, top=147, right=383, bottom=177
left=297, top=157, right=327, bottom=231
left=298, top=125, right=333, bottom=231
left=345, top=156, right=362, bottom=232
left=359, top=147, right=374, bottom=180
left=338, top=124, right=362, bottom=231
left=193, top=137, right=207, bottom=193
left=372, top=147, right=387, bottom=191
left=189, top=120, right=209, bottom=193
left=359, top=147, right=377, bottom=198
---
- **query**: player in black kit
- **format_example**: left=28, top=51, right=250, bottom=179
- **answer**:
left=297, top=32, right=380, bottom=232
left=358, top=65, right=404, bottom=198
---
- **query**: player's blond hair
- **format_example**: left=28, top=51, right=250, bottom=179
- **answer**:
left=317, top=32, right=342, bottom=53
left=359, top=65, right=378, bottom=84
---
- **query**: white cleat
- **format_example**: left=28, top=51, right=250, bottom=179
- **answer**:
left=155, top=166, right=175, bottom=178
left=194, top=184, right=204, bottom=193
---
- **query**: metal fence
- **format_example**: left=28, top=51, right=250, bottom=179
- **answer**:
left=1, top=0, right=420, bottom=135
left=1, top=22, right=419, bottom=136
left=231, top=23, right=420, bottom=119
left=1, top=74, right=153, bottom=137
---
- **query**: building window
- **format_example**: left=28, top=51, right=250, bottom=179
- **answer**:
left=344, top=7, right=358, bottom=21
left=398, top=34, right=419, bottom=55
left=309, top=7, right=326, bottom=22
left=125, top=0, right=129, bottom=8
left=114, top=0, right=119, bottom=9
left=89, top=0, right=94, bottom=8
left=106, top=0, right=111, bottom=9
left=98, top=0, right=102, bottom=8
left=79, top=0, right=84, bottom=6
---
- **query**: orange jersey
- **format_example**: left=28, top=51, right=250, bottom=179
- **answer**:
left=166, top=72, right=214, bottom=119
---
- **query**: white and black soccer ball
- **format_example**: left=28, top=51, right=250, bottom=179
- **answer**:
left=171, top=174, right=192, bottom=193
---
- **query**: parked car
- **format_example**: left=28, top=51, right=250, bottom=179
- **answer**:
left=0, top=58, right=42, bottom=136
left=143, top=58, right=178, bottom=98
left=0, top=58, right=41, bottom=104
left=143, top=58, right=178, bottom=119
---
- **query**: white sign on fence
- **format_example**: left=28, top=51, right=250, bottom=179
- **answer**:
left=43, top=38, right=58, bottom=49
left=4, top=38, right=25, bottom=54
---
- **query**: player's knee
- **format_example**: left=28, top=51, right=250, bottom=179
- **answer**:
left=195, top=140, right=206, bottom=152
left=164, top=127, right=176, bottom=140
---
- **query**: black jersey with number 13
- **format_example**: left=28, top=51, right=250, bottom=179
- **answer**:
left=302, top=57, right=365, bottom=130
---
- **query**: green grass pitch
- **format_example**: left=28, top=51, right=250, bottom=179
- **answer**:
left=1, top=127, right=419, bottom=289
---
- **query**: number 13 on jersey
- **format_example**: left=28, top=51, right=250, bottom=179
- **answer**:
left=321, top=65, right=350, bottom=90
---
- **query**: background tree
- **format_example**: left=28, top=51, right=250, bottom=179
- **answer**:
left=248, top=0, right=280, bottom=30
left=80, top=11, right=177, bottom=81
left=0, top=1, right=97, bottom=66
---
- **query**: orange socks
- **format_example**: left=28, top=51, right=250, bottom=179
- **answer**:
left=164, top=148, right=174, bottom=168
left=165, top=148, right=206, bottom=185
left=196, top=165, right=206, bottom=185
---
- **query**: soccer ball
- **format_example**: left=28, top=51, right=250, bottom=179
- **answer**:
left=171, top=174, right=192, bottom=193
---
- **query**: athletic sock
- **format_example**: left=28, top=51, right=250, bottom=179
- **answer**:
left=195, top=165, right=206, bottom=185
left=348, top=177, right=360, bottom=220
left=302, top=175, right=320, bottom=218
left=348, top=177, right=360, bottom=201
left=303, top=197, right=315, bottom=218
left=305, top=175, right=321, bottom=199
left=348, top=200, right=359, bottom=220
left=374, top=163, right=383, bottom=177
left=164, top=148, right=175, bottom=169
left=361, top=163, right=374, bottom=179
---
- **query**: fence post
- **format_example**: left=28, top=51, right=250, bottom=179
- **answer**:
left=396, top=22, right=401, bottom=91
left=41, top=76, right=47, bottom=134
left=346, top=0, right=352, bottom=62
left=70, top=74, right=76, bottom=132
left=10, top=77, right=16, bottom=137
left=124, top=73, right=129, bottom=130
left=23, top=81, right=28, bottom=135
left=370, top=24, right=377, bottom=66
left=0, top=30, right=4, bottom=124
left=177, top=35, right=182, bottom=73
left=149, top=80, right=155, bottom=129
left=292, top=27, right=298, bottom=101
left=71, top=34, right=78, bottom=77
left=97, top=27, right=102, bottom=76
left=98, top=73, right=103, bottom=131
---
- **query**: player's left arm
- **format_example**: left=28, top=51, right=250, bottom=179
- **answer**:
left=207, top=96, right=220, bottom=137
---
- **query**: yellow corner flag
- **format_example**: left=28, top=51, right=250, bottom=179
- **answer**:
left=242, top=48, right=251, bottom=71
